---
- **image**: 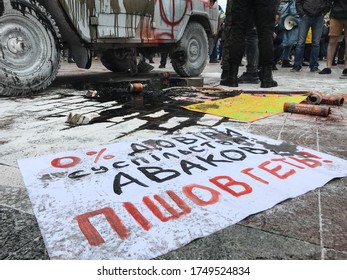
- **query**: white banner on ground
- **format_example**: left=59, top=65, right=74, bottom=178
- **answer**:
left=18, top=125, right=347, bottom=260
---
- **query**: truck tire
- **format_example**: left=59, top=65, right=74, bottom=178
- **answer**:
left=0, top=0, right=62, bottom=96
left=100, top=49, right=130, bottom=73
left=171, top=22, right=208, bottom=77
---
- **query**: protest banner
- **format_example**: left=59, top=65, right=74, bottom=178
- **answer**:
left=18, top=125, right=347, bottom=259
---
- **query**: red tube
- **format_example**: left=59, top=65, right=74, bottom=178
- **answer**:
left=284, top=103, right=330, bottom=117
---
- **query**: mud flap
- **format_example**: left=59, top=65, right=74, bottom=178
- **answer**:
left=71, top=45, right=92, bottom=69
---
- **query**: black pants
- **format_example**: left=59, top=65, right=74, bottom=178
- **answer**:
left=229, top=0, right=277, bottom=67
left=160, top=52, right=168, bottom=66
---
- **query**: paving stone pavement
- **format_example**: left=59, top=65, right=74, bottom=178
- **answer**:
left=1, top=58, right=347, bottom=260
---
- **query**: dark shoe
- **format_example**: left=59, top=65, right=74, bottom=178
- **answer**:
left=281, top=60, right=293, bottom=68
left=290, top=66, right=302, bottom=72
left=261, top=80, right=278, bottom=88
left=340, top=69, right=347, bottom=79
left=310, top=66, right=321, bottom=73
left=209, top=60, right=219, bottom=63
left=337, top=60, right=345, bottom=65
left=68, top=57, right=75, bottom=63
left=302, top=62, right=309, bottom=66
left=238, top=72, right=260, bottom=84
left=318, top=68, right=331, bottom=74
left=220, top=64, right=239, bottom=87
left=159, top=64, right=165, bottom=68
left=272, top=64, right=278, bottom=70
left=259, top=66, right=278, bottom=88
left=332, top=60, right=337, bottom=66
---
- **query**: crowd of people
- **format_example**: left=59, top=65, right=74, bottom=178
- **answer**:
left=216, top=0, right=347, bottom=88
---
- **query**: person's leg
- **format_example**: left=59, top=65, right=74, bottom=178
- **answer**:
left=343, top=43, right=347, bottom=77
left=218, top=40, right=224, bottom=60
left=342, top=22, right=347, bottom=77
left=319, top=19, right=344, bottom=74
left=304, top=44, right=311, bottom=62
left=309, top=15, right=324, bottom=71
left=273, top=44, right=284, bottom=68
left=221, top=0, right=251, bottom=86
left=319, top=38, right=327, bottom=60
left=337, top=38, right=345, bottom=63
left=238, top=25, right=260, bottom=83
left=254, top=0, right=277, bottom=87
left=281, top=45, right=293, bottom=67
left=159, top=52, right=168, bottom=68
left=220, top=0, right=232, bottom=79
left=292, top=15, right=311, bottom=70
left=210, top=44, right=218, bottom=63
left=332, top=42, right=341, bottom=65
left=228, top=0, right=250, bottom=66
left=220, top=26, right=231, bottom=78
left=254, top=0, right=275, bottom=67
left=245, top=27, right=259, bottom=73
left=326, top=37, right=340, bottom=67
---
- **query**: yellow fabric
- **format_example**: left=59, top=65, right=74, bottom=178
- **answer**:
left=183, top=94, right=308, bottom=122
left=306, top=28, right=312, bottom=44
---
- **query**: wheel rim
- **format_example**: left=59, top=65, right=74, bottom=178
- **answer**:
left=171, top=23, right=208, bottom=77
left=0, top=14, right=51, bottom=75
left=186, top=32, right=207, bottom=70
left=188, top=38, right=200, bottom=62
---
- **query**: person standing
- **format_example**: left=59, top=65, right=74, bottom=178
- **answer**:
left=210, top=5, right=225, bottom=63
left=290, top=0, right=332, bottom=73
left=220, top=0, right=260, bottom=84
left=319, top=0, right=347, bottom=78
left=220, top=0, right=279, bottom=88
left=279, top=0, right=300, bottom=68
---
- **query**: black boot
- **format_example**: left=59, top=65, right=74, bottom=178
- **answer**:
left=259, top=65, right=278, bottom=88
left=220, top=64, right=239, bottom=87
left=221, top=69, right=229, bottom=80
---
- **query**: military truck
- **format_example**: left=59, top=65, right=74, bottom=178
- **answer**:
left=0, top=0, right=219, bottom=96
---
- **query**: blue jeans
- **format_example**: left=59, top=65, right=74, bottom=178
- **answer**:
left=281, top=45, right=293, bottom=61
left=210, top=44, right=218, bottom=62
left=293, top=15, right=324, bottom=69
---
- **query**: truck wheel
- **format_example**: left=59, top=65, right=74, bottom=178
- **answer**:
left=171, top=22, right=208, bottom=77
left=0, top=0, right=62, bottom=96
left=100, top=49, right=130, bottom=72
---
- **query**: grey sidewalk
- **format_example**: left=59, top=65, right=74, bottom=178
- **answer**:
left=1, top=58, right=347, bottom=260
